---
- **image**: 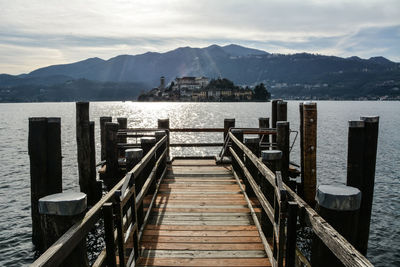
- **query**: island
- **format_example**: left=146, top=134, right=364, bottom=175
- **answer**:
left=138, top=76, right=271, bottom=102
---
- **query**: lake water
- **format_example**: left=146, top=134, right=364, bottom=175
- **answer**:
left=0, top=101, right=399, bottom=266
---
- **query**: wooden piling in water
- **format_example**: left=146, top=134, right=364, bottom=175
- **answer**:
left=105, top=122, right=119, bottom=189
left=126, top=148, right=143, bottom=172
left=302, top=102, right=317, bottom=206
left=100, top=116, right=112, bottom=161
left=38, top=192, right=88, bottom=266
left=29, top=117, right=63, bottom=249
left=277, top=101, right=287, bottom=122
left=90, top=121, right=102, bottom=204
left=312, top=185, right=361, bottom=267
left=117, top=117, right=128, bottom=146
left=299, top=102, right=305, bottom=198
left=347, top=116, right=379, bottom=255
left=158, top=119, right=170, bottom=160
left=224, top=118, right=235, bottom=141
left=271, top=99, right=281, bottom=143
left=346, top=120, right=365, bottom=192
left=261, top=150, right=282, bottom=236
left=258, top=117, right=270, bottom=145
left=76, top=102, right=97, bottom=205
left=276, top=121, right=290, bottom=184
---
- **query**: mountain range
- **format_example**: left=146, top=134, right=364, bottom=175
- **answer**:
left=1, top=44, right=400, bottom=102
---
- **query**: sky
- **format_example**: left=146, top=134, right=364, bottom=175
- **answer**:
left=0, top=0, right=399, bottom=75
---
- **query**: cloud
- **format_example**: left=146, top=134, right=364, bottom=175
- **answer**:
left=0, top=0, right=399, bottom=74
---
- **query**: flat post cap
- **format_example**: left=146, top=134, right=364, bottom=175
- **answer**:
left=261, top=150, right=282, bottom=161
left=244, top=137, right=260, bottom=144
left=141, top=137, right=156, bottom=144
left=125, top=148, right=143, bottom=159
left=39, top=192, right=87, bottom=216
left=316, top=185, right=361, bottom=211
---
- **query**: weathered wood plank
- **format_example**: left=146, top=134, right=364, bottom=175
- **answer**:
left=141, top=249, right=266, bottom=258
left=141, top=235, right=262, bottom=243
left=141, top=242, right=265, bottom=250
left=143, top=230, right=260, bottom=237
left=147, top=220, right=252, bottom=226
left=137, top=257, right=271, bottom=266
left=149, top=215, right=252, bottom=221
left=147, top=208, right=260, bottom=213
left=145, top=225, right=257, bottom=231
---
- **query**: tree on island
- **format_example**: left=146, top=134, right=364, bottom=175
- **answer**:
left=205, top=78, right=239, bottom=90
left=254, top=83, right=271, bottom=101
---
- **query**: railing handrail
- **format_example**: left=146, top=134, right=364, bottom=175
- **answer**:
left=31, top=135, right=168, bottom=267
left=228, top=132, right=373, bottom=267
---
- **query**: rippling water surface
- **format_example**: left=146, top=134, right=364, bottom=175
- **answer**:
left=0, top=101, right=399, bottom=266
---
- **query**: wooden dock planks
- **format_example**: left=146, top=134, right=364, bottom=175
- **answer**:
left=137, top=159, right=271, bottom=267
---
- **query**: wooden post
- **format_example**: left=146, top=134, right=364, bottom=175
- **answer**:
left=125, top=148, right=143, bottom=172
left=349, top=116, right=379, bottom=255
left=312, top=185, right=361, bottom=267
left=346, top=121, right=365, bottom=190
left=261, top=150, right=282, bottom=237
left=100, top=117, right=112, bottom=161
left=46, top=118, right=62, bottom=193
left=258, top=117, right=270, bottom=147
left=224, top=118, right=235, bottom=141
left=76, top=102, right=97, bottom=204
left=244, top=137, right=260, bottom=196
left=277, top=101, right=287, bottom=122
left=103, top=203, right=117, bottom=267
left=299, top=103, right=304, bottom=198
left=276, top=121, right=290, bottom=184
left=117, top=117, right=127, bottom=144
left=89, top=121, right=102, bottom=204
left=158, top=119, right=170, bottom=160
left=231, top=129, right=244, bottom=177
left=38, top=192, right=88, bottom=266
left=303, top=102, right=317, bottom=206
left=244, top=136, right=260, bottom=157
left=105, top=122, right=119, bottom=189
left=271, top=99, right=281, bottom=144
left=286, top=201, right=298, bottom=267
left=29, top=117, right=63, bottom=249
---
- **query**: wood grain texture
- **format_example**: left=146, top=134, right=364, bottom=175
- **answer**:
left=138, top=159, right=271, bottom=266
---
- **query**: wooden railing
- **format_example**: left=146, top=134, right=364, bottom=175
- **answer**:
left=32, top=134, right=168, bottom=267
left=228, top=131, right=373, bottom=267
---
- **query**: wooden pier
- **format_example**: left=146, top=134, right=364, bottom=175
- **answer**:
left=29, top=101, right=378, bottom=267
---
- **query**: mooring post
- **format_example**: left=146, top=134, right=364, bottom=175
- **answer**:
left=105, top=122, right=119, bottom=189
left=286, top=201, right=298, bottom=267
left=125, top=148, right=143, bottom=173
left=277, top=101, right=288, bottom=122
left=271, top=99, right=281, bottom=144
left=29, top=117, right=63, bottom=249
left=89, top=121, right=102, bottom=204
left=224, top=118, right=235, bottom=141
left=276, top=121, right=290, bottom=184
left=302, top=102, right=317, bottom=206
left=117, top=117, right=127, bottom=144
left=76, top=102, right=97, bottom=204
left=38, top=192, right=88, bottom=266
left=311, top=185, right=361, bottom=267
left=158, top=119, right=170, bottom=160
left=244, top=136, right=260, bottom=196
left=261, top=150, right=282, bottom=236
left=231, top=129, right=244, bottom=177
left=347, top=116, right=379, bottom=255
left=100, top=117, right=112, bottom=161
left=258, top=117, right=270, bottom=147
left=140, top=137, right=156, bottom=227
left=346, top=120, right=365, bottom=191
left=299, top=102, right=304, bottom=198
